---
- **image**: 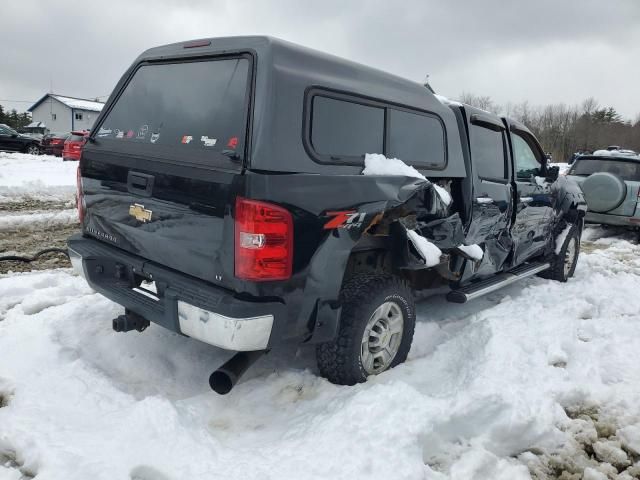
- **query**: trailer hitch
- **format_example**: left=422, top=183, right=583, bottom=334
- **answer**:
left=112, top=310, right=150, bottom=332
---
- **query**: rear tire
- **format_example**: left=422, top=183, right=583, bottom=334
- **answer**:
left=542, top=224, right=580, bottom=282
left=316, top=273, right=415, bottom=385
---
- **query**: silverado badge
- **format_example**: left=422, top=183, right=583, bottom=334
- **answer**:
left=129, top=203, right=153, bottom=222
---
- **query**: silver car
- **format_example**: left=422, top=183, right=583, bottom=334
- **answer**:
left=567, top=151, right=640, bottom=227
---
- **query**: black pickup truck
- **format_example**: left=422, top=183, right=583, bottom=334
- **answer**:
left=68, top=36, right=586, bottom=393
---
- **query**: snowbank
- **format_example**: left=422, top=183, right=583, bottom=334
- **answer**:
left=363, top=153, right=452, bottom=206
left=0, top=152, right=77, bottom=203
left=0, top=209, right=78, bottom=231
left=2, top=230, right=640, bottom=479
left=550, top=162, right=570, bottom=175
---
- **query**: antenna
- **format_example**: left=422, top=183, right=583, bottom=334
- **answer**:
left=422, top=74, right=435, bottom=94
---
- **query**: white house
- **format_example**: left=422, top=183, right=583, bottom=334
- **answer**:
left=28, top=94, right=105, bottom=133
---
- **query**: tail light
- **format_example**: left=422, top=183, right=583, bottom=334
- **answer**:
left=234, top=197, right=293, bottom=281
left=76, top=166, right=85, bottom=223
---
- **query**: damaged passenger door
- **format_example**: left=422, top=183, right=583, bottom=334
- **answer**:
left=508, top=127, right=554, bottom=265
left=463, top=113, right=513, bottom=280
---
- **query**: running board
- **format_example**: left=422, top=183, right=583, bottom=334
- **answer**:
left=446, top=262, right=551, bottom=304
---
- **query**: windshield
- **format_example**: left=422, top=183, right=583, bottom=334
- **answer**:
left=0, top=126, right=18, bottom=135
left=93, top=56, right=251, bottom=168
left=569, top=158, right=640, bottom=182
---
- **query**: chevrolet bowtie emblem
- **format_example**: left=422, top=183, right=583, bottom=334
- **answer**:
left=129, top=203, right=153, bottom=222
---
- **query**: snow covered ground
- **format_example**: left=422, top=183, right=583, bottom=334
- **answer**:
left=1, top=227, right=640, bottom=480
left=0, top=152, right=77, bottom=204
left=2, top=152, right=640, bottom=479
left=0, top=153, right=77, bottom=274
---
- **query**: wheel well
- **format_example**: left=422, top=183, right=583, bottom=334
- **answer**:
left=344, top=246, right=444, bottom=292
left=344, top=248, right=392, bottom=278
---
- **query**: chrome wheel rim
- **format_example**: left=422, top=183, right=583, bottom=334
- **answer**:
left=564, top=237, right=577, bottom=277
left=361, top=301, right=404, bottom=375
left=27, top=146, right=39, bottom=155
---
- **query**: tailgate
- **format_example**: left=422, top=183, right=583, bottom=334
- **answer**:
left=80, top=54, right=253, bottom=286
left=81, top=156, right=239, bottom=285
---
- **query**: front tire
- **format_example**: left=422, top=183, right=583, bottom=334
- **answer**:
left=316, top=273, right=416, bottom=385
left=25, top=144, right=40, bottom=155
left=543, top=223, right=580, bottom=282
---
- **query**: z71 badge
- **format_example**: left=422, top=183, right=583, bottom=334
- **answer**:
left=129, top=203, right=153, bottom=223
left=323, top=210, right=366, bottom=230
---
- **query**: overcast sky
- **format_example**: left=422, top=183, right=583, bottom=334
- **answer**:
left=2, top=0, right=640, bottom=120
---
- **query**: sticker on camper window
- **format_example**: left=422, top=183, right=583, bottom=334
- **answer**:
left=201, top=136, right=217, bottom=147
left=97, top=127, right=112, bottom=137
left=150, top=133, right=160, bottom=144
left=115, top=129, right=124, bottom=139
left=227, top=136, right=238, bottom=149
left=181, top=135, right=193, bottom=144
left=126, top=130, right=135, bottom=139
left=136, top=125, right=149, bottom=139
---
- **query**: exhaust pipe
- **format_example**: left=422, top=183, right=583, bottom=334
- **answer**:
left=209, top=350, right=266, bottom=395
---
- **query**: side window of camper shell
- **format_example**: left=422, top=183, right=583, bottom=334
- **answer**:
left=306, top=90, right=446, bottom=169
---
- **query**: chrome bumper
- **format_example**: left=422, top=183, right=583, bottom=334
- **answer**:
left=177, top=301, right=273, bottom=351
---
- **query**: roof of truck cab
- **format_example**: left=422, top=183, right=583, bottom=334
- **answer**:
left=107, top=36, right=467, bottom=177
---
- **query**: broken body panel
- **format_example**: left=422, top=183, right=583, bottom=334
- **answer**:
left=69, top=36, right=585, bottom=354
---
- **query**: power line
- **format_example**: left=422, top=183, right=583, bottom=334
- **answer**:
left=0, top=99, right=36, bottom=103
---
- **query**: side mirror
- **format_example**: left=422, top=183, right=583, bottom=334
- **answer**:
left=546, top=166, right=559, bottom=182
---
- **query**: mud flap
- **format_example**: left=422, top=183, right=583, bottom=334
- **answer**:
left=307, top=300, right=342, bottom=344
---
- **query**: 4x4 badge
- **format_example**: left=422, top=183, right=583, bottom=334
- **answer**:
left=129, top=203, right=153, bottom=223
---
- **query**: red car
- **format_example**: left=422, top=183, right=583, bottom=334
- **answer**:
left=41, top=132, right=70, bottom=157
left=63, top=131, right=89, bottom=161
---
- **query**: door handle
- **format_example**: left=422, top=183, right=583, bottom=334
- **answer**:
left=127, top=171, right=155, bottom=197
left=475, top=197, right=494, bottom=204
left=520, top=197, right=533, bottom=204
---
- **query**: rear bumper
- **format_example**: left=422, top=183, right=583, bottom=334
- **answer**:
left=67, top=234, right=285, bottom=351
left=585, top=211, right=640, bottom=227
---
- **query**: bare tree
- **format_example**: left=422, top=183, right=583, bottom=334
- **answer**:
left=457, top=93, right=639, bottom=161
left=458, top=92, right=499, bottom=114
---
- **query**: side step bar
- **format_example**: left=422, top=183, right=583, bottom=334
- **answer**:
left=446, top=262, right=550, bottom=304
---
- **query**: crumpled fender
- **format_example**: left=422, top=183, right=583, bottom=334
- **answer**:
left=289, top=176, right=459, bottom=342
left=245, top=171, right=463, bottom=343
left=551, top=175, right=587, bottom=217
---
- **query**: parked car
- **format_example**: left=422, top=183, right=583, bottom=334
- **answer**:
left=68, top=36, right=586, bottom=394
left=567, top=149, right=640, bottom=228
left=62, top=131, right=88, bottom=161
left=0, top=124, right=41, bottom=154
left=41, top=132, right=70, bottom=157
left=17, top=121, right=48, bottom=141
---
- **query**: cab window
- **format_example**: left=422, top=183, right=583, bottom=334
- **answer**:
left=470, top=124, right=507, bottom=180
left=512, top=133, right=542, bottom=179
